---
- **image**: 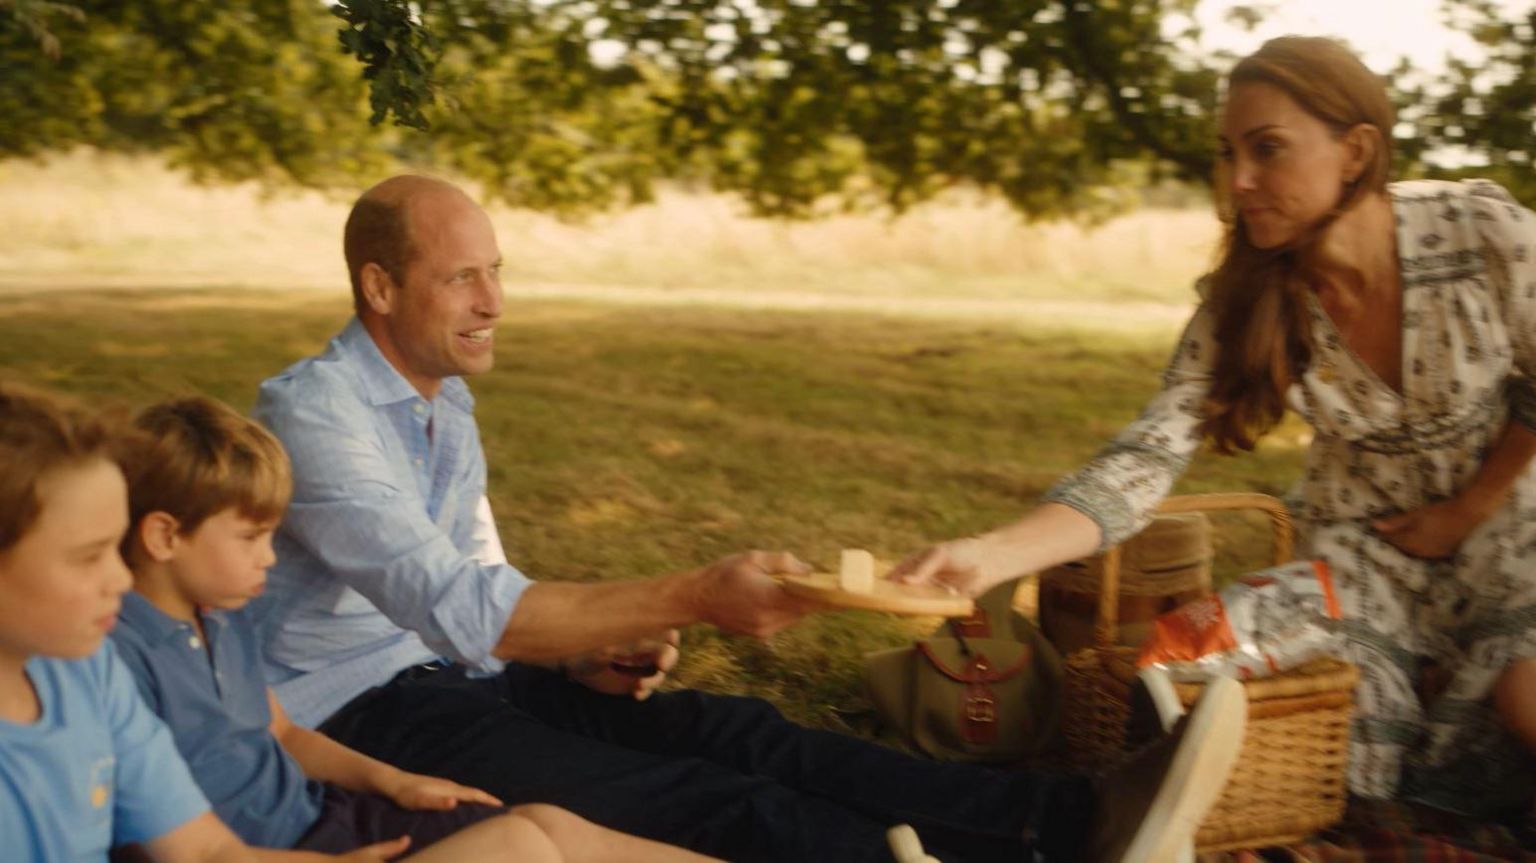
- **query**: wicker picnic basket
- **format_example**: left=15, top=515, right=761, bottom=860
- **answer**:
left=1039, top=510, right=1213, bottom=655
left=1060, top=493, right=1359, bottom=851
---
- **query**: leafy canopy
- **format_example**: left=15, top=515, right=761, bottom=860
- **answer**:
left=2, top=0, right=1530, bottom=215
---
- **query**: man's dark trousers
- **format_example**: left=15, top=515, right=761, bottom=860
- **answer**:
left=319, top=663, right=1095, bottom=862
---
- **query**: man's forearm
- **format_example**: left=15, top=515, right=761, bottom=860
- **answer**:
left=494, top=572, right=702, bottom=662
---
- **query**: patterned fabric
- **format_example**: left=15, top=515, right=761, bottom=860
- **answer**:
left=1045, top=180, right=1536, bottom=812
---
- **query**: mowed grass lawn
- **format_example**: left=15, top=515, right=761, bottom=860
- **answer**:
left=0, top=288, right=1308, bottom=731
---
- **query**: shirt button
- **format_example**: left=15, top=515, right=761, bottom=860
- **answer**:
left=188, top=636, right=202, bottom=649
left=413, top=404, right=426, bottom=415
left=413, top=457, right=424, bottom=467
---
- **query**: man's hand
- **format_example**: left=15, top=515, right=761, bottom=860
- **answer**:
left=565, top=630, right=681, bottom=701
left=1372, top=497, right=1487, bottom=560
left=887, top=536, right=992, bottom=597
left=379, top=769, right=503, bottom=811
left=690, top=551, right=821, bottom=638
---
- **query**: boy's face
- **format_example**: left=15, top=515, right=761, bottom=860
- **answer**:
left=169, top=509, right=276, bottom=612
left=0, top=459, right=133, bottom=661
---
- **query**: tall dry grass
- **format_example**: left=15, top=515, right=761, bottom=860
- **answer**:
left=0, top=150, right=1221, bottom=313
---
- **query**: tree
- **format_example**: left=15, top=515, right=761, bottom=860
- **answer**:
left=335, top=0, right=1232, bottom=216
left=0, top=1, right=390, bottom=187
left=3, top=1, right=1529, bottom=216
left=1396, top=0, right=1536, bottom=203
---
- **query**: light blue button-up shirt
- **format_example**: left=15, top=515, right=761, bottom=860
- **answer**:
left=254, top=318, right=531, bottom=728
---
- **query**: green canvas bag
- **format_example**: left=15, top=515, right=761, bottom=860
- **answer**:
left=865, top=584, right=1063, bottom=763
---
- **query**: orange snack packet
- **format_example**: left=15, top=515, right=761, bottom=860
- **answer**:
left=1138, top=560, right=1342, bottom=682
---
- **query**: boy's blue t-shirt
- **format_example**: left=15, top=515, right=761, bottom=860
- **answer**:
left=0, top=641, right=210, bottom=862
left=110, top=593, right=323, bottom=849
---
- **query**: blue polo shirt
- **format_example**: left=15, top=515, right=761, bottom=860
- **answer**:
left=110, top=593, right=323, bottom=848
left=0, top=641, right=209, bottom=862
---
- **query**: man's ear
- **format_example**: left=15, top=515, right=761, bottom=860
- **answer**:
left=1342, top=123, right=1380, bottom=185
left=358, top=262, right=396, bottom=316
left=136, top=511, right=182, bottom=563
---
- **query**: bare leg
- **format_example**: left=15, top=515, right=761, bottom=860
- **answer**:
left=399, top=810, right=564, bottom=863
left=512, top=804, right=722, bottom=863
left=1493, top=658, right=1536, bottom=753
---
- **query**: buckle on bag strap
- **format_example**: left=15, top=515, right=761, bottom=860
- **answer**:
left=961, top=655, right=999, bottom=743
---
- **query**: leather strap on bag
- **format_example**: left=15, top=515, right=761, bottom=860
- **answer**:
left=950, top=606, right=992, bottom=638
left=914, top=641, right=1032, bottom=744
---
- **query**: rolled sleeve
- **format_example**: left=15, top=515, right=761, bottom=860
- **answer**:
left=265, top=389, right=531, bottom=669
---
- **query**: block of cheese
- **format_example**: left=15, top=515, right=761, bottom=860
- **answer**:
left=838, top=549, right=876, bottom=593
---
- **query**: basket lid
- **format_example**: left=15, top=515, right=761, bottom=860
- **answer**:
left=1102, top=648, right=1360, bottom=702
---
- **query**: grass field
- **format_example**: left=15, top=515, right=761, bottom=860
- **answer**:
left=0, top=286, right=1308, bottom=730
left=0, top=152, right=1308, bottom=732
left=0, top=151, right=1219, bottom=309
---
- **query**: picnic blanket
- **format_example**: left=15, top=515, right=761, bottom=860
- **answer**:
left=1204, top=799, right=1536, bottom=863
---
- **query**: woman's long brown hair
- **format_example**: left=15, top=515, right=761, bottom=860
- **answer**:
left=1200, top=37, right=1395, bottom=454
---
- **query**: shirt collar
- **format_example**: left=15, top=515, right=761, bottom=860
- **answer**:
left=118, top=592, right=204, bottom=646
left=336, top=317, right=475, bottom=414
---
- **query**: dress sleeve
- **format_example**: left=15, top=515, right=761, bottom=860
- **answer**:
left=1467, top=180, right=1536, bottom=432
left=101, top=642, right=210, bottom=846
left=1042, top=303, right=1215, bottom=548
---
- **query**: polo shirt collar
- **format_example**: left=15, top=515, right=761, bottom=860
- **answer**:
left=336, top=317, right=475, bottom=414
left=118, top=591, right=216, bottom=647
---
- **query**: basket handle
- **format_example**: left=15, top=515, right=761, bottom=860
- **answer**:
left=1091, top=492, right=1294, bottom=651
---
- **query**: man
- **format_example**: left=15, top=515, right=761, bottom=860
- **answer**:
left=253, top=175, right=1247, bottom=862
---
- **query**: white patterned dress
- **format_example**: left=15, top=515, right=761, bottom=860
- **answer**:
left=1045, top=179, right=1536, bottom=814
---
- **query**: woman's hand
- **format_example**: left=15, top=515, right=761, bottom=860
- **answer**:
left=889, top=504, right=1104, bottom=598
left=1371, top=498, right=1487, bottom=559
left=887, top=537, right=993, bottom=597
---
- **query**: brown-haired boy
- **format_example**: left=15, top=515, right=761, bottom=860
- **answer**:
left=0, top=382, right=258, bottom=862
left=111, top=395, right=714, bottom=862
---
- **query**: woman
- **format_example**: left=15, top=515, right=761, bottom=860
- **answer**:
left=894, top=36, right=1536, bottom=816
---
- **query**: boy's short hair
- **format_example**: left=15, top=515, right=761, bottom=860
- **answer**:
left=0, top=381, right=115, bottom=553
left=120, top=396, right=292, bottom=551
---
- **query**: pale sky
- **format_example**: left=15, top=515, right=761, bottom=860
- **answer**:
left=1191, top=0, right=1535, bottom=75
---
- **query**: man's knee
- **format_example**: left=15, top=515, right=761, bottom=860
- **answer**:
left=674, top=688, right=785, bottom=723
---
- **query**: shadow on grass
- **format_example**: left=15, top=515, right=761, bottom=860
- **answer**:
left=0, top=287, right=1305, bottom=731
